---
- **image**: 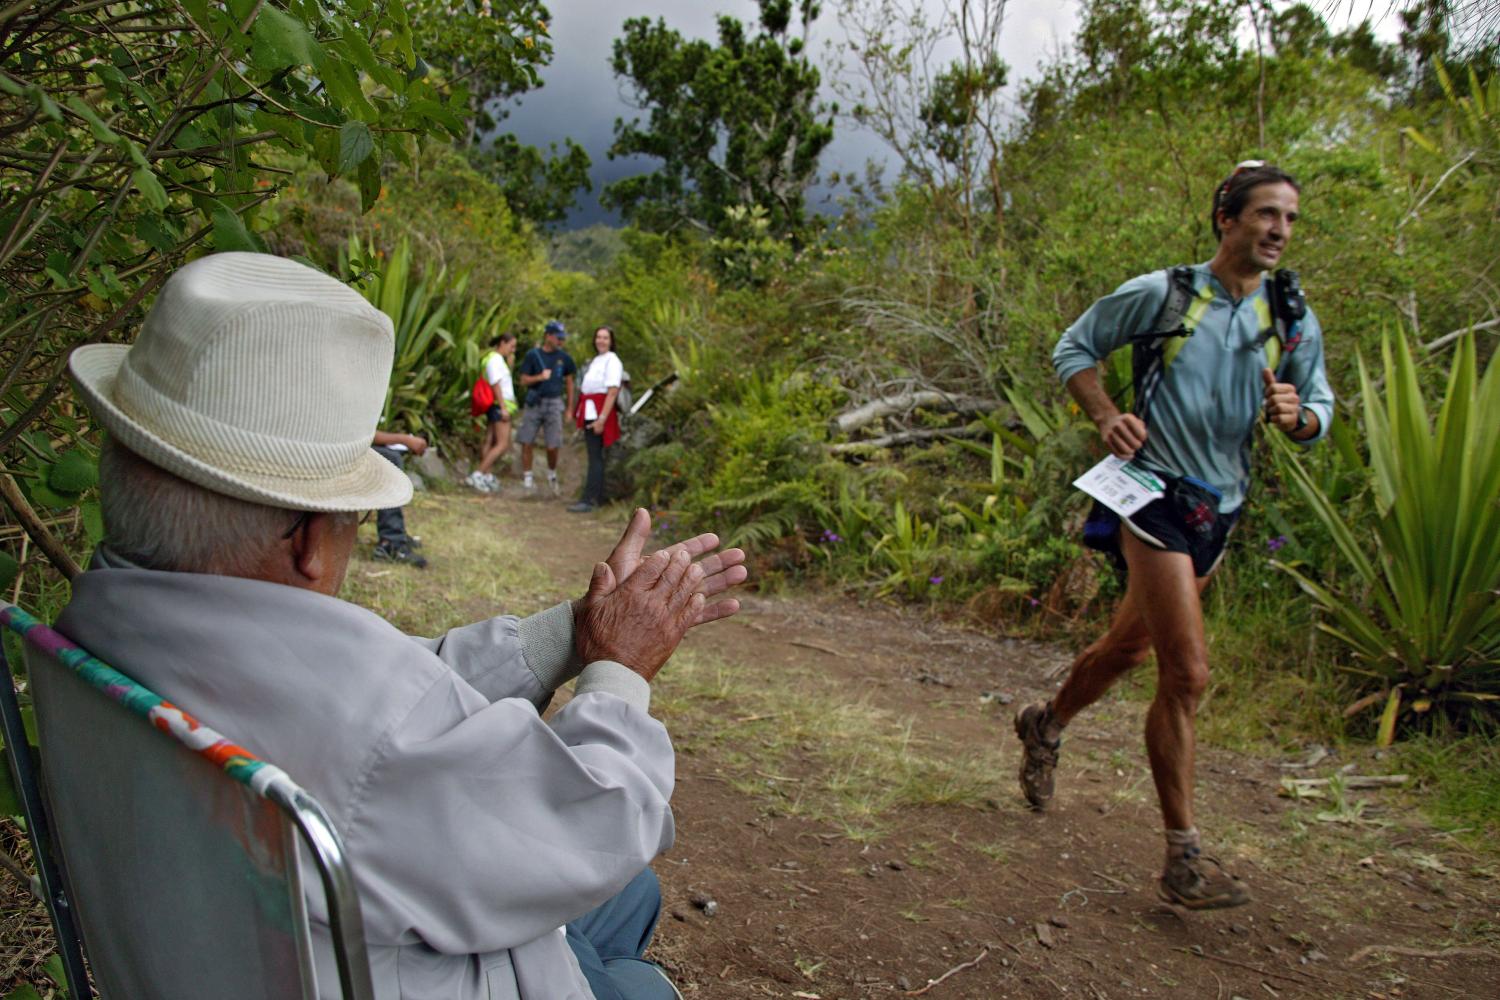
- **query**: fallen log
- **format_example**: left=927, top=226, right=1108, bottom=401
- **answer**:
left=833, top=391, right=1000, bottom=434
left=1277, top=774, right=1409, bottom=798
left=829, top=426, right=988, bottom=454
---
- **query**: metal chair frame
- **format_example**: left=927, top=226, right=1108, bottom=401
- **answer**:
left=0, top=602, right=375, bottom=999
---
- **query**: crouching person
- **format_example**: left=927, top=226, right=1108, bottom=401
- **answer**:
left=60, top=253, right=747, bottom=999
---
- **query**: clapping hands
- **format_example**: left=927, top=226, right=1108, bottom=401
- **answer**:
left=573, top=508, right=748, bottom=680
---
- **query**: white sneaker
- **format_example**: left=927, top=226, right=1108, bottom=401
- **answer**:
left=483, top=473, right=500, bottom=491
left=546, top=472, right=560, bottom=496
left=466, top=471, right=489, bottom=492
left=522, top=474, right=536, bottom=494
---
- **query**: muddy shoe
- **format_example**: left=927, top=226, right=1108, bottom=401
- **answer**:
left=1014, top=702, right=1061, bottom=810
left=1159, top=848, right=1251, bottom=910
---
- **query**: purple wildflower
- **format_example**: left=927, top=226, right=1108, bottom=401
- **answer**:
left=1267, top=535, right=1287, bottom=553
left=929, top=575, right=943, bottom=585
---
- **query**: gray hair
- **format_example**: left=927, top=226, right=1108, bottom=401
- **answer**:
left=98, top=438, right=354, bottom=576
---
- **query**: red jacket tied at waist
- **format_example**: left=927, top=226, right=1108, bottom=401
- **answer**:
left=575, top=393, right=621, bottom=447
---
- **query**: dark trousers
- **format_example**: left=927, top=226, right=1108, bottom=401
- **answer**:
left=582, top=429, right=608, bottom=506
left=371, top=446, right=407, bottom=547
left=564, top=868, right=677, bottom=1000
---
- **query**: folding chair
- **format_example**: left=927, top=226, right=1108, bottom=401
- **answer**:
left=0, top=602, right=375, bottom=999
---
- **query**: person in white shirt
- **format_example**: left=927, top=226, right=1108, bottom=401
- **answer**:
left=569, top=327, right=625, bottom=514
left=468, top=331, right=518, bottom=493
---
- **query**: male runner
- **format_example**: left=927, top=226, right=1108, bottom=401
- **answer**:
left=1014, top=162, right=1334, bottom=909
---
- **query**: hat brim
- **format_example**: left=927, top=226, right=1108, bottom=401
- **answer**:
left=70, top=345, right=413, bottom=513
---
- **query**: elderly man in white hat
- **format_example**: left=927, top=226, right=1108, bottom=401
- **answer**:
left=58, top=253, right=747, bottom=1000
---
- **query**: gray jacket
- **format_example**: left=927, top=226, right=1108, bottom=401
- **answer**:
left=56, top=556, right=676, bottom=999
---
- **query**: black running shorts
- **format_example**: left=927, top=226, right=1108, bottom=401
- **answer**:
left=1122, top=477, right=1239, bottom=578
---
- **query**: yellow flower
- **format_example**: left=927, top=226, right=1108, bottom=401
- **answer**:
left=522, top=35, right=534, bottom=48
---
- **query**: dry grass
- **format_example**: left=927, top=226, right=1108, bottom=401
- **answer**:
left=0, top=822, right=62, bottom=996
left=340, top=490, right=556, bottom=635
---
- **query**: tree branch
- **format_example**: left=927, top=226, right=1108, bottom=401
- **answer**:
left=0, top=472, right=81, bottom=579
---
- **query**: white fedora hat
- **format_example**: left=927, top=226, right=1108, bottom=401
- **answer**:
left=69, top=252, right=412, bottom=512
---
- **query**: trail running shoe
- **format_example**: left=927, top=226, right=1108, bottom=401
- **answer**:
left=1159, top=848, right=1251, bottom=910
left=1014, top=702, right=1061, bottom=810
left=547, top=473, right=560, bottom=497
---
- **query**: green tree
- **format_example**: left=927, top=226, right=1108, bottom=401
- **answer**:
left=0, top=0, right=544, bottom=577
left=474, top=134, right=592, bottom=227
left=604, top=0, right=835, bottom=240
left=407, top=0, right=553, bottom=144
left=830, top=0, right=1009, bottom=231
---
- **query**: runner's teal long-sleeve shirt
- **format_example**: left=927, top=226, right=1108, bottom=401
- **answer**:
left=1052, top=263, right=1335, bottom=513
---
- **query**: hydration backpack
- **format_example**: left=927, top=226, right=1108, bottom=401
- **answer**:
left=1130, top=266, right=1306, bottom=421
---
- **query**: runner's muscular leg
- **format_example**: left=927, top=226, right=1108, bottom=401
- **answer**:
left=1119, top=529, right=1211, bottom=832
left=1050, top=583, right=1154, bottom=727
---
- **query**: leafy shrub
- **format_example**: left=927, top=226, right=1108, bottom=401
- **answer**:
left=629, top=370, right=845, bottom=554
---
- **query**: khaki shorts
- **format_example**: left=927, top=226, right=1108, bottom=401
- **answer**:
left=517, top=396, right=565, bottom=449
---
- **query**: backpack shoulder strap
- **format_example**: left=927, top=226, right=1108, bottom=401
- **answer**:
left=1148, top=265, right=1201, bottom=337
left=1131, top=266, right=1213, bottom=421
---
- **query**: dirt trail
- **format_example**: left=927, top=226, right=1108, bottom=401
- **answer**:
left=441, top=448, right=1498, bottom=1000
left=3, top=443, right=1491, bottom=998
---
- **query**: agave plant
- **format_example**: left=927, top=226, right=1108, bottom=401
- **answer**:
left=341, top=236, right=508, bottom=443
left=1273, top=330, right=1500, bottom=742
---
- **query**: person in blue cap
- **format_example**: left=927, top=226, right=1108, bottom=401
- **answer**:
left=515, top=320, right=577, bottom=496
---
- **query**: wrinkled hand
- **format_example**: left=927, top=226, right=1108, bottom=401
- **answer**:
left=1100, top=412, right=1148, bottom=459
left=576, top=549, right=703, bottom=682
left=602, top=508, right=747, bottom=626
left=1261, top=368, right=1302, bottom=432
left=406, top=434, right=428, bottom=456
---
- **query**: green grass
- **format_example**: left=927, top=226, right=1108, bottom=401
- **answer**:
left=1389, top=733, right=1500, bottom=848
left=653, top=648, right=1003, bottom=841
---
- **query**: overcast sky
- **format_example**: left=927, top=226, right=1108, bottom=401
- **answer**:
left=498, top=0, right=1083, bottom=226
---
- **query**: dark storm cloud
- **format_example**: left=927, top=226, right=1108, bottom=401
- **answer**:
left=497, top=1, right=1080, bottom=227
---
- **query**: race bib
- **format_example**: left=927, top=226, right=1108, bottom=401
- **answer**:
left=1073, top=455, right=1165, bottom=518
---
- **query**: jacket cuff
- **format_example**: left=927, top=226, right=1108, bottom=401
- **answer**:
left=517, top=601, right=582, bottom=692
left=573, top=661, right=650, bottom=713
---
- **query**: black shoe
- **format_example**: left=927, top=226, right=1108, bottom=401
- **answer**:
left=373, top=541, right=427, bottom=569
